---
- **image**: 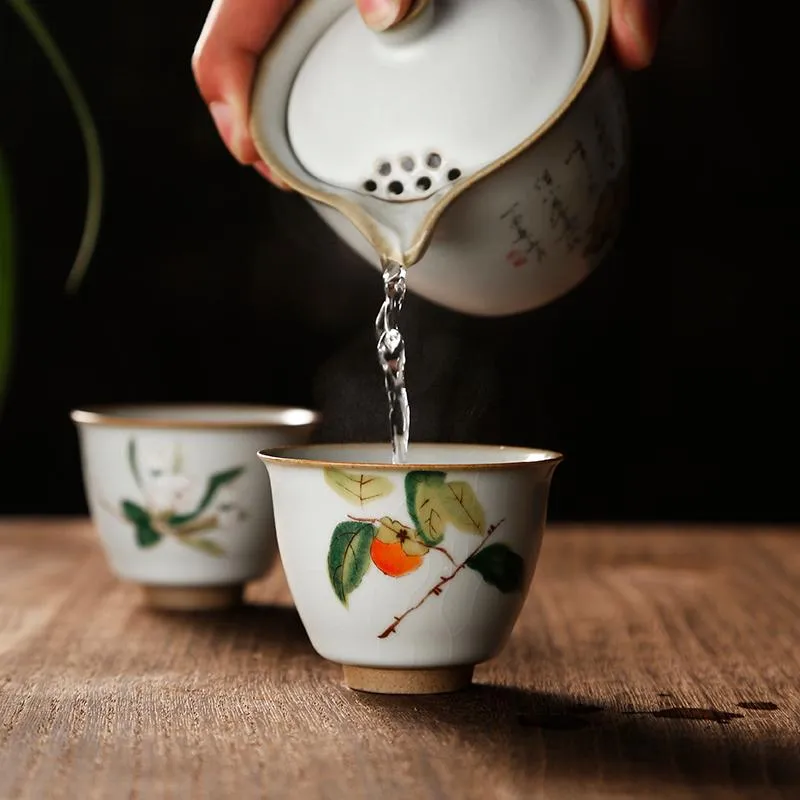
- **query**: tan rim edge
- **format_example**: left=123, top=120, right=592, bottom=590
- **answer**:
left=70, top=404, right=322, bottom=430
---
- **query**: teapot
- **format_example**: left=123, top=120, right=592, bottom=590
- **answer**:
left=249, top=0, right=629, bottom=317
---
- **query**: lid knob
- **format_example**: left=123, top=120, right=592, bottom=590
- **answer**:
left=378, top=0, right=435, bottom=45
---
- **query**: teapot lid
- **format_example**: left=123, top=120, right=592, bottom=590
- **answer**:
left=286, top=0, right=588, bottom=203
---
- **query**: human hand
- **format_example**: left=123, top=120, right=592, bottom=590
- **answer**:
left=192, top=0, right=673, bottom=188
left=610, top=0, right=676, bottom=71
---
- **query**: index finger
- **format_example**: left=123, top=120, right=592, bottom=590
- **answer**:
left=192, top=0, right=294, bottom=164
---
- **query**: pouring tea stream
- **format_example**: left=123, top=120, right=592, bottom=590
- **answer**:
left=249, top=0, right=629, bottom=318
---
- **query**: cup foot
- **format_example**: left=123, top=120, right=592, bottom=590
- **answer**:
left=141, top=584, right=244, bottom=611
left=342, top=665, right=474, bottom=695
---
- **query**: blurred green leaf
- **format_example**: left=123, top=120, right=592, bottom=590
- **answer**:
left=127, top=438, right=143, bottom=489
left=8, top=0, right=104, bottom=293
left=0, top=150, right=14, bottom=415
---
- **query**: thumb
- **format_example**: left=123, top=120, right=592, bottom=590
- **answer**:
left=355, top=0, right=416, bottom=32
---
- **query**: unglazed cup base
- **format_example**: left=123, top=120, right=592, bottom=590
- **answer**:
left=342, top=665, right=475, bottom=695
left=141, top=584, right=244, bottom=611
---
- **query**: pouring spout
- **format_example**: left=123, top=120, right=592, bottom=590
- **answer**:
left=350, top=189, right=454, bottom=265
left=252, top=90, right=454, bottom=266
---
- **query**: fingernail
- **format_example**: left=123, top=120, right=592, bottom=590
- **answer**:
left=624, top=0, right=659, bottom=64
left=358, top=0, right=402, bottom=31
left=254, top=161, right=291, bottom=191
left=209, top=101, right=232, bottom=145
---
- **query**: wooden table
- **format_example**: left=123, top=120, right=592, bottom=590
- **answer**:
left=1, top=520, right=798, bottom=799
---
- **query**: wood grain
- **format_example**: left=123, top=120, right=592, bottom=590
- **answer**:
left=1, top=519, right=799, bottom=799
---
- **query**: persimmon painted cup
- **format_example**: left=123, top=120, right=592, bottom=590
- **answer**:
left=258, top=443, right=563, bottom=694
left=72, top=405, right=320, bottom=611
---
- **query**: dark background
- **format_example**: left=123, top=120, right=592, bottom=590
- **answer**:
left=0, top=1, right=796, bottom=522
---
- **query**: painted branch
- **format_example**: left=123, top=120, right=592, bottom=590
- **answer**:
left=377, top=519, right=506, bottom=639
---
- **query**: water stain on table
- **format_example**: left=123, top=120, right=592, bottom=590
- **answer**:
left=737, top=701, right=779, bottom=711
left=626, top=708, right=744, bottom=724
left=516, top=700, right=772, bottom=730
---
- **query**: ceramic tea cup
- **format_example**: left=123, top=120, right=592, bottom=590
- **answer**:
left=258, top=443, right=562, bottom=694
left=72, top=404, right=320, bottom=611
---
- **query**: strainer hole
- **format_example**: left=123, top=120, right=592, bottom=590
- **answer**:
left=388, top=181, right=404, bottom=195
left=427, top=153, right=442, bottom=169
left=363, top=180, right=378, bottom=192
left=416, top=177, right=432, bottom=192
left=400, top=157, right=415, bottom=172
left=378, top=162, right=392, bottom=177
left=448, top=168, right=462, bottom=181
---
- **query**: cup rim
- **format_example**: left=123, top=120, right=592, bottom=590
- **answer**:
left=70, top=403, right=322, bottom=430
left=257, top=442, right=564, bottom=471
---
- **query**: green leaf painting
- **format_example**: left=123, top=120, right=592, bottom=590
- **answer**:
left=324, top=468, right=393, bottom=505
left=324, top=469, right=524, bottom=638
left=135, top=523, right=162, bottom=549
left=327, top=521, right=375, bottom=606
left=127, top=439, right=142, bottom=489
left=108, top=438, right=246, bottom=558
left=405, top=471, right=485, bottom=545
left=438, top=481, right=485, bottom=535
left=121, top=499, right=151, bottom=527
left=467, top=544, right=525, bottom=593
left=169, top=467, right=244, bottom=526
left=122, top=500, right=162, bottom=548
left=405, top=471, right=448, bottom=545
left=184, top=538, right=226, bottom=558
